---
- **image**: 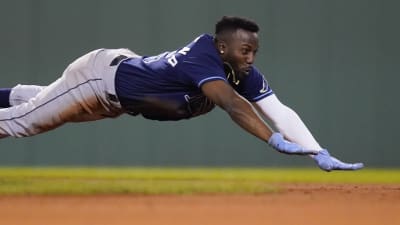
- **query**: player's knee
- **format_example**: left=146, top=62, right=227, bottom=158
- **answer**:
left=10, top=85, right=45, bottom=106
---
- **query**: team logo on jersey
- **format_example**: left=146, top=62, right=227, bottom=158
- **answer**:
left=259, top=79, right=269, bottom=93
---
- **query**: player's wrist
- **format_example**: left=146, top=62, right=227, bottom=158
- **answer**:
left=267, top=132, right=281, bottom=145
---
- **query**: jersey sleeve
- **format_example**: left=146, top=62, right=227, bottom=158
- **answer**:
left=177, top=35, right=227, bottom=87
left=236, top=66, right=274, bottom=102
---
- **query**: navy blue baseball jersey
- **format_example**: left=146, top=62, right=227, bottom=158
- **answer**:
left=115, top=34, right=273, bottom=121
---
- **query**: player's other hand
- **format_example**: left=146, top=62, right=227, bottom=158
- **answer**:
left=313, top=149, right=364, bottom=172
left=268, top=132, right=318, bottom=155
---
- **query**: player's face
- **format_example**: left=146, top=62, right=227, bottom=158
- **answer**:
left=222, top=29, right=259, bottom=78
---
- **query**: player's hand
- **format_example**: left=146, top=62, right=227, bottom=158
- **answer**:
left=313, top=149, right=364, bottom=172
left=268, top=132, right=318, bottom=155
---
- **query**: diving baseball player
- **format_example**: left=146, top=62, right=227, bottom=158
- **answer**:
left=0, top=16, right=363, bottom=171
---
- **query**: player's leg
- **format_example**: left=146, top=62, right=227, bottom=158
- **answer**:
left=0, top=49, right=134, bottom=138
left=0, top=86, right=45, bottom=108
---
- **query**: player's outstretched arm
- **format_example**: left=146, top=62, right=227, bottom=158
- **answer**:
left=253, top=94, right=363, bottom=171
left=201, top=80, right=316, bottom=155
left=253, top=94, right=323, bottom=151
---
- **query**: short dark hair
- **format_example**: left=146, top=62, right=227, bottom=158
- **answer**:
left=215, top=16, right=259, bottom=34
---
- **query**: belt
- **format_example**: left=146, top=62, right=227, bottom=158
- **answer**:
left=104, top=50, right=140, bottom=109
left=110, top=55, right=128, bottom=66
left=107, top=54, right=129, bottom=103
left=104, top=54, right=130, bottom=107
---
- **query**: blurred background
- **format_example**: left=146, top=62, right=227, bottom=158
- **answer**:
left=0, top=0, right=398, bottom=167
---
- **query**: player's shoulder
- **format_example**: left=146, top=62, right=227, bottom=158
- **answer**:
left=179, top=33, right=221, bottom=66
left=241, top=65, right=269, bottom=88
left=193, top=33, right=214, bottom=43
left=186, top=33, right=215, bottom=51
left=239, top=66, right=273, bottom=101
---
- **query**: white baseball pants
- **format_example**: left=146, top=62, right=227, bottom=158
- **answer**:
left=0, top=48, right=138, bottom=138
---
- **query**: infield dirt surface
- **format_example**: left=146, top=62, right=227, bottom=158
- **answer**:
left=0, top=184, right=399, bottom=225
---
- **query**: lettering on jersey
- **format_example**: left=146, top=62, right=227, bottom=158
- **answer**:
left=167, top=54, right=178, bottom=67
left=143, top=47, right=192, bottom=67
left=143, top=52, right=169, bottom=64
left=167, top=47, right=191, bottom=67
left=178, top=47, right=190, bottom=55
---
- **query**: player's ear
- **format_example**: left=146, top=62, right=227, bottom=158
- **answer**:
left=214, top=35, right=228, bottom=55
left=217, top=41, right=227, bottom=55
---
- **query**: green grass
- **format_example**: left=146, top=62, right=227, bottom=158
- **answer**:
left=0, top=167, right=398, bottom=195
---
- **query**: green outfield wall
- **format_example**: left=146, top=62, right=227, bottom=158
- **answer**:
left=0, top=0, right=398, bottom=167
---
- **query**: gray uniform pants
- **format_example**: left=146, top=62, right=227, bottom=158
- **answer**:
left=0, top=48, right=138, bottom=138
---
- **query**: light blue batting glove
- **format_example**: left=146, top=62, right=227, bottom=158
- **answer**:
left=313, top=149, right=364, bottom=172
left=268, top=132, right=319, bottom=155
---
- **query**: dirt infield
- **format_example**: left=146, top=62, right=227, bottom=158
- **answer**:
left=0, top=184, right=399, bottom=225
